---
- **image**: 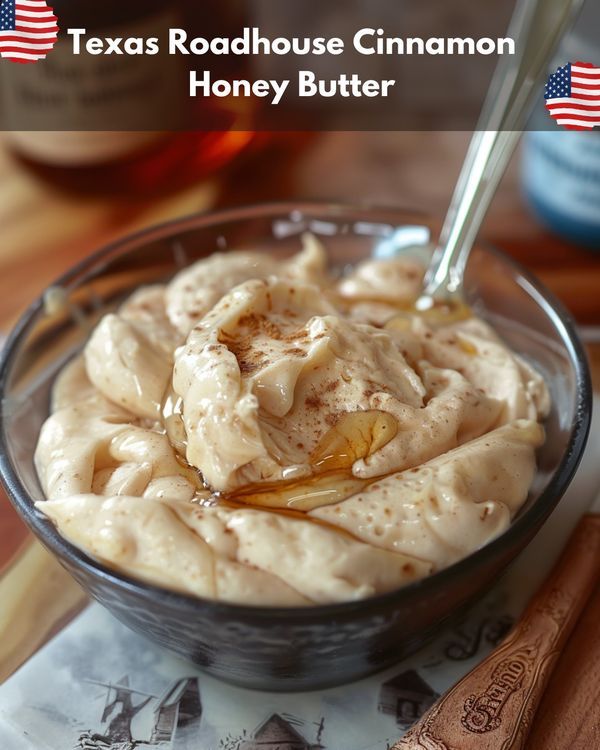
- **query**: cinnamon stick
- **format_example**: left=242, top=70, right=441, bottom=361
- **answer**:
left=527, top=580, right=600, bottom=749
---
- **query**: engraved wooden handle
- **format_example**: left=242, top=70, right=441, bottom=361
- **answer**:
left=394, top=514, right=600, bottom=750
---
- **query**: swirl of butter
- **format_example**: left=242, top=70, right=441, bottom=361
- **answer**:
left=173, top=276, right=428, bottom=492
left=36, top=357, right=198, bottom=503
left=165, top=233, right=328, bottom=336
left=312, top=420, right=545, bottom=570
left=34, top=242, right=552, bottom=607
left=38, top=494, right=432, bottom=604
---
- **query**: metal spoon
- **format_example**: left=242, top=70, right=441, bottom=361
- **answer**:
left=416, top=0, right=584, bottom=313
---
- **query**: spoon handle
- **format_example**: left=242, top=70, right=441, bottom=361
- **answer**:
left=422, top=0, right=584, bottom=303
left=393, top=514, right=600, bottom=750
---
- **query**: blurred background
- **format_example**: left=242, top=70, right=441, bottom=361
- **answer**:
left=0, top=0, right=598, bottom=330
left=0, top=129, right=598, bottom=331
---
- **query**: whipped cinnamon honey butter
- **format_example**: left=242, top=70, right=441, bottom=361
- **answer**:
left=35, top=236, right=549, bottom=605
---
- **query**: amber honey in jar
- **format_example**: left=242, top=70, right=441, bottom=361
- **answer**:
left=1, top=0, right=256, bottom=193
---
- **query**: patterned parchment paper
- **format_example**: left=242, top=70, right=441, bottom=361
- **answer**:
left=0, top=400, right=598, bottom=750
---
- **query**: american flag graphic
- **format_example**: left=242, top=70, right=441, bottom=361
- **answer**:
left=0, top=0, right=58, bottom=64
left=545, top=62, right=600, bottom=130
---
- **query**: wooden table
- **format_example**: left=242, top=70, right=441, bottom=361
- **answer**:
left=0, top=132, right=598, bottom=703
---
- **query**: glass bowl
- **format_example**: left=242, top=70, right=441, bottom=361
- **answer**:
left=0, top=204, right=591, bottom=691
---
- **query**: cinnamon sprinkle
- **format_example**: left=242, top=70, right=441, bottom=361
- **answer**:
left=218, top=311, right=311, bottom=375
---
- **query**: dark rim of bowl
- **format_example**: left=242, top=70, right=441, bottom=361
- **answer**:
left=0, top=202, right=592, bottom=621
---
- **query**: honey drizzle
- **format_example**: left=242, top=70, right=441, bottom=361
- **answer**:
left=160, top=384, right=398, bottom=516
left=332, top=290, right=473, bottom=328
left=384, top=299, right=473, bottom=330
left=159, top=294, right=473, bottom=525
left=226, top=471, right=369, bottom=513
left=162, top=385, right=188, bottom=455
left=221, top=409, right=398, bottom=512
left=457, top=337, right=478, bottom=355
left=218, top=496, right=364, bottom=541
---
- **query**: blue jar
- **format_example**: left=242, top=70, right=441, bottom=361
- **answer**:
left=522, top=131, right=600, bottom=249
left=521, top=1, right=600, bottom=249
